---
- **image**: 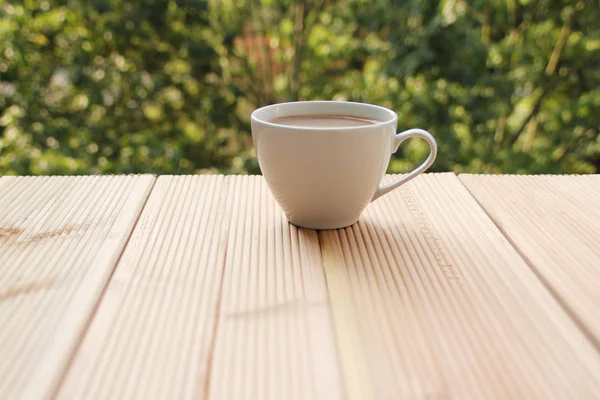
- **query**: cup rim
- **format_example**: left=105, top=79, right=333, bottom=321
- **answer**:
left=251, top=100, right=398, bottom=131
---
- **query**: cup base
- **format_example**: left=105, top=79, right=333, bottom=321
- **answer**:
left=287, top=218, right=360, bottom=231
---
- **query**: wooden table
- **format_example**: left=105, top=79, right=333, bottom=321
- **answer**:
left=1, top=173, right=599, bottom=399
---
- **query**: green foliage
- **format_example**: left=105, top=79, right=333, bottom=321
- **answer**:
left=1, top=0, right=598, bottom=175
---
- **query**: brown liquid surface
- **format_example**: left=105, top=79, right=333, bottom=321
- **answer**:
left=270, top=114, right=379, bottom=128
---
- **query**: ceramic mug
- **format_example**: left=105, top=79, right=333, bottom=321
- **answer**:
left=251, top=100, right=437, bottom=230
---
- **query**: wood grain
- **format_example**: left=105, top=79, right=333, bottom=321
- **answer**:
left=320, top=173, right=600, bottom=399
left=460, top=174, right=600, bottom=344
left=208, top=176, right=343, bottom=400
left=57, top=175, right=343, bottom=399
left=0, top=175, right=154, bottom=399
left=0, top=176, right=16, bottom=192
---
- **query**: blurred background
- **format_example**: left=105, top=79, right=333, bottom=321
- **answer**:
left=0, top=0, right=598, bottom=176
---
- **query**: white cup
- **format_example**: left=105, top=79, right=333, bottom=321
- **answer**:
left=251, top=100, right=437, bottom=230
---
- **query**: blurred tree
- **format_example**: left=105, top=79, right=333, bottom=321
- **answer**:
left=0, top=0, right=598, bottom=175
left=0, top=0, right=255, bottom=174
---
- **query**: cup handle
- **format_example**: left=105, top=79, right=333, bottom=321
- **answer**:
left=371, top=128, right=437, bottom=202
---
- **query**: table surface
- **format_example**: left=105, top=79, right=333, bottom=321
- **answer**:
left=1, top=173, right=599, bottom=399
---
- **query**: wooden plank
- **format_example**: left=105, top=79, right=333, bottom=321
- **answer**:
left=57, top=175, right=343, bottom=399
left=208, top=176, right=343, bottom=400
left=0, top=176, right=17, bottom=192
left=320, top=173, right=600, bottom=399
left=0, top=175, right=155, bottom=399
left=460, top=174, right=600, bottom=343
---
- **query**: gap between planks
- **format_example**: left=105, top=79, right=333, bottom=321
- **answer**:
left=46, top=176, right=158, bottom=399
